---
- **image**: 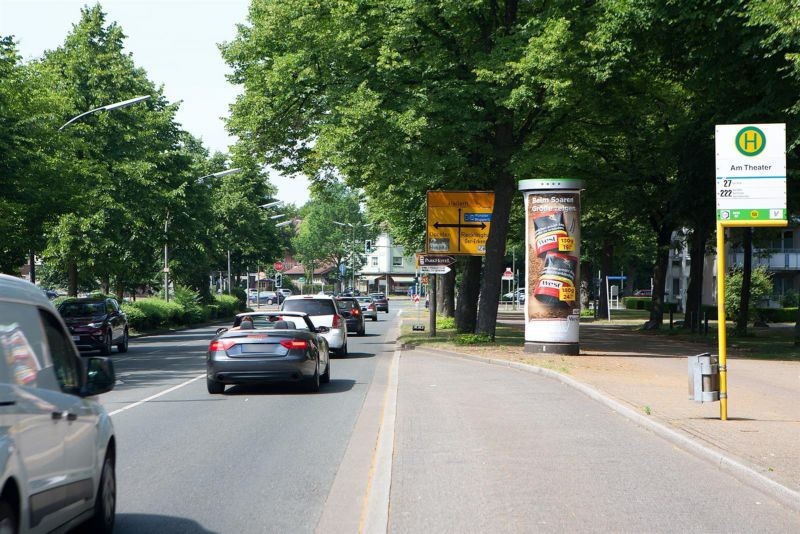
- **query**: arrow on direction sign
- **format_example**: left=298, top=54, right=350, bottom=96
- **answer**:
left=420, top=265, right=452, bottom=274
left=433, top=221, right=486, bottom=230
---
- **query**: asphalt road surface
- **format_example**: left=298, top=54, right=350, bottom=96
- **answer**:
left=82, top=302, right=800, bottom=533
left=95, top=309, right=398, bottom=534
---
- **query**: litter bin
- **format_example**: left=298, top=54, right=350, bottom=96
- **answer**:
left=687, top=353, right=720, bottom=403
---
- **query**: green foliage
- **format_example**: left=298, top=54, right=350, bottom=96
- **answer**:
left=725, top=266, right=773, bottom=319
left=781, top=289, right=798, bottom=308
left=756, top=308, right=798, bottom=323
left=121, top=303, right=148, bottom=330
left=454, top=333, right=494, bottom=345
left=436, top=316, right=455, bottom=329
left=623, top=297, right=678, bottom=312
left=127, top=299, right=185, bottom=328
left=215, top=295, right=241, bottom=317
left=173, top=286, right=204, bottom=323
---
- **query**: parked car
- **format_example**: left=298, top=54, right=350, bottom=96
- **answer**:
left=0, top=274, right=117, bottom=533
left=502, top=288, right=526, bottom=304
left=257, top=291, right=284, bottom=305
left=41, top=288, right=59, bottom=300
left=207, top=311, right=330, bottom=393
left=369, top=293, right=389, bottom=313
left=634, top=289, right=653, bottom=297
left=356, top=296, right=378, bottom=322
left=58, top=297, right=129, bottom=355
left=278, top=289, right=293, bottom=298
left=336, top=297, right=365, bottom=336
left=281, top=295, right=348, bottom=356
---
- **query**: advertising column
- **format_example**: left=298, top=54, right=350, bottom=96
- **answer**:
left=518, top=179, right=584, bottom=355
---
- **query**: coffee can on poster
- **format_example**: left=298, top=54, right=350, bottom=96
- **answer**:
left=519, top=179, right=584, bottom=355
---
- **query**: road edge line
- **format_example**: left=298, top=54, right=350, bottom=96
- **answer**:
left=420, top=347, right=800, bottom=514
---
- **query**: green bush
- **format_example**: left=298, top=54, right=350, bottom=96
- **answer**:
left=724, top=266, right=772, bottom=318
left=173, top=286, right=204, bottom=324
left=622, top=297, right=677, bottom=312
left=781, top=289, right=798, bottom=308
left=121, top=304, right=149, bottom=330
left=205, top=304, right=220, bottom=320
left=215, top=294, right=240, bottom=317
left=755, top=307, right=798, bottom=323
left=436, top=316, right=455, bottom=329
left=129, top=298, right=184, bottom=328
left=231, top=287, right=247, bottom=309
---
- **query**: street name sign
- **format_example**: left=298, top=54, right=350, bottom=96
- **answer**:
left=419, top=265, right=452, bottom=274
left=427, top=191, right=494, bottom=255
left=715, top=124, right=786, bottom=224
left=419, top=254, right=455, bottom=266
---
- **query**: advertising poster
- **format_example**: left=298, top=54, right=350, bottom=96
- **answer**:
left=522, top=184, right=582, bottom=351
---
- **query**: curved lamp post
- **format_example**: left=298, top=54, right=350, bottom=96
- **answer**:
left=59, top=95, right=151, bottom=130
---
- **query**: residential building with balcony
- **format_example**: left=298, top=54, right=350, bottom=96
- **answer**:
left=360, top=233, right=418, bottom=295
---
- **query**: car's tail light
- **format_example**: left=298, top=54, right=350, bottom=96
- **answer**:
left=368, top=304, right=375, bottom=310
left=352, top=308, right=360, bottom=316
left=209, top=339, right=237, bottom=352
left=332, top=314, right=342, bottom=328
left=280, top=339, right=308, bottom=350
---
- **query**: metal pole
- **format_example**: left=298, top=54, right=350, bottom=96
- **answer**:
left=429, top=274, right=437, bottom=337
left=164, top=216, right=169, bottom=302
left=227, top=249, right=232, bottom=295
left=716, top=221, right=728, bottom=420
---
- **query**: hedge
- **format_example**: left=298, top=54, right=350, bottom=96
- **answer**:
left=622, top=297, right=678, bottom=312
left=756, top=307, right=798, bottom=323
left=121, top=294, right=243, bottom=331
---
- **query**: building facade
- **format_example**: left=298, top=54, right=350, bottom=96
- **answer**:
left=359, top=233, right=418, bottom=295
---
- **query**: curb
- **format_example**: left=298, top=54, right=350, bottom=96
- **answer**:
left=418, top=346, right=800, bottom=514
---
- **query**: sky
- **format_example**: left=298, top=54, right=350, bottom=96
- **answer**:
left=0, top=0, right=311, bottom=206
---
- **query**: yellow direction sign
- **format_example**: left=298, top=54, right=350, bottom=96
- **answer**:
left=426, top=191, right=494, bottom=255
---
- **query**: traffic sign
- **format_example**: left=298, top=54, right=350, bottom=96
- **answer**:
left=420, top=265, right=451, bottom=274
left=419, top=254, right=455, bottom=266
left=502, top=268, right=513, bottom=280
left=413, top=294, right=420, bottom=304
left=715, top=124, right=786, bottom=224
left=427, top=191, right=494, bottom=255
left=273, top=261, right=284, bottom=272
left=421, top=275, right=429, bottom=285
left=298, top=276, right=306, bottom=283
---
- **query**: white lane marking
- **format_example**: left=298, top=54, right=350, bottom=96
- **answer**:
left=108, top=374, right=204, bottom=416
left=397, top=309, right=403, bottom=317
left=360, top=348, right=400, bottom=533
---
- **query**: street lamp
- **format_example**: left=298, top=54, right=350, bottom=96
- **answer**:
left=275, top=220, right=294, bottom=228
left=196, top=167, right=242, bottom=184
left=269, top=214, right=286, bottom=220
left=259, top=201, right=281, bottom=209
left=59, top=95, right=151, bottom=130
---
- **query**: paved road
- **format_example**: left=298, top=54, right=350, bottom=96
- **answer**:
left=95, top=310, right=397, bottom=533
left=389, top=348, right=800, bottom=532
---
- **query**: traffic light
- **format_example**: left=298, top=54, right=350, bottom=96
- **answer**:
left=365, top=239, right=372, bottom=254
left=275, top=273, right=282, bottom=288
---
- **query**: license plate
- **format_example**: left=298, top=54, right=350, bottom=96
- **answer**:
left=72, top=335, right=80, bottom=341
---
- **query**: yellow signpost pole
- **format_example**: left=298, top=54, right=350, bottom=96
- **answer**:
left=715, top=221, right=728, bottom=421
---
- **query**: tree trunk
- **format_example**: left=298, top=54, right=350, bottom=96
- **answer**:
left=115, top=281, right=124, bottom=302
left=455, top=256, right=482, bottom=333
left=684, top=225, right=709, bottom=332
left=436, top=266, right=455, bottom=317
left=29, top=250, right=36, bottom=285
left=736, top=228, right=753, bottom=336
left=101, top=275, right=110, bottom=296
left=68, top=261, right=78, bottom=297
left=476, top=166, right=517, bottom=338
left=644, top=225, right=673, bottom=329
left=794, top=306, right=800, bottom=345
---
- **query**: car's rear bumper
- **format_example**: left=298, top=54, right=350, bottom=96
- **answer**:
left=345, top=318, right=363, bottom=332
left=208, top=355, right=316, bottom=384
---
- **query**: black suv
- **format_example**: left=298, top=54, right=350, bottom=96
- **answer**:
left=336, top=297, right=365, bottom=336
left=58, top=297, right=129, bottom=354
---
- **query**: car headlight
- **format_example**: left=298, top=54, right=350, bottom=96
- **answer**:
left=88, top=321, right=105, bottom=328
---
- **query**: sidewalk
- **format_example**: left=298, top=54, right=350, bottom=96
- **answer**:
left=454, top=319, right=800, bottom=496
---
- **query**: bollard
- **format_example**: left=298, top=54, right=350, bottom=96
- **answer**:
left=669, top=309, right=674, bottom=329
left=704, top=311, right=709, bottom=336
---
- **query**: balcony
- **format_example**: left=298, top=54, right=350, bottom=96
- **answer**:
left=728, top=249, right=800, bottom=271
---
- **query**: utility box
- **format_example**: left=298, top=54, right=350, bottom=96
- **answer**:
left=688, top=353, right=720, bottom=403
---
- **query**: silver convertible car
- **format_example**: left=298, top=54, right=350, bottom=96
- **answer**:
left=206, top=312, right=331, bottom=394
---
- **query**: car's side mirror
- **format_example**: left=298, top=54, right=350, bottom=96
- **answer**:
left=216, top=327, right=228, bottom=336
left=82, top=357, right=115, bottom=396
left=317, top=326, right=331, bottom=334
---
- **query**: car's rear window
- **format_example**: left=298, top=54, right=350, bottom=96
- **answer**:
left=336, top=299, right=358, bottom=311
left=282, top=299, right=336, bottom=315
left=59, top=301, right=106, bottom=317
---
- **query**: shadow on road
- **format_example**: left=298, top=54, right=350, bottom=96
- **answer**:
left=225, top=378, right=356, bottom=396
left=75, top=513, right=218, bottom=534
left=337, top=351, right=375, bottom=359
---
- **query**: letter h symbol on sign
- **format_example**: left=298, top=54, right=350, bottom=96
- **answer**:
left=744, top=132, right=758, bottom=151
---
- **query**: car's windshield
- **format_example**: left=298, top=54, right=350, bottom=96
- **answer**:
left=282, top=299, right=336, bottom=316
left=59, top=301, right=106, bottom=317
